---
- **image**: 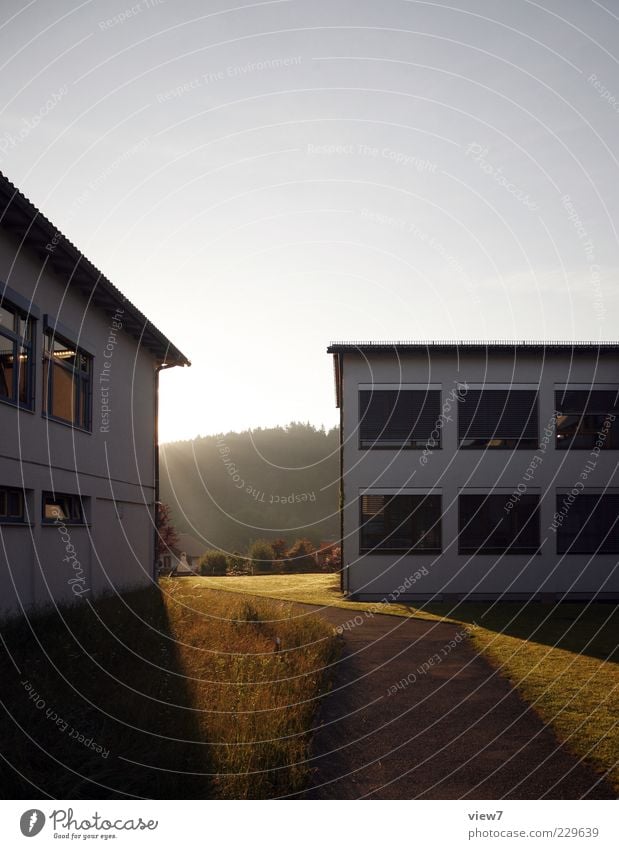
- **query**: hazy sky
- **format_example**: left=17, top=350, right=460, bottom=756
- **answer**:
left=2, top=0, right=618, bottom=441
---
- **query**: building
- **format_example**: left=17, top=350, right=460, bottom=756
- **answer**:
left=328, top=341, right=619, bottom=602
left=158, top=532, right=205, bottom=575
left=0, top=172, right=189, bottom=619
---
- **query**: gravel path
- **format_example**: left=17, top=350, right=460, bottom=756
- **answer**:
left=294, top=604, right=615, bottom=799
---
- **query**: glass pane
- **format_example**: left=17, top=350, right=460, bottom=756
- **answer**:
left=17, top=316, right=31, bottom=341
left=0, top=342, right=15, bottom=399
left=17, top=346, right=29, bottom=404
left=0, top=304, right=15, bottom=331
left=51, top=337, right=77, bottom=366
left=42, top=359, right=49, bottom=412
left=44, top=501, right=66, bottom=520
left=7, top=490, right=23, bottom=518
left=71, top=498, right=84, bottom=522
left=80, top=377, right=90, bottom=428
left=51, top=361, right=76, bottom=422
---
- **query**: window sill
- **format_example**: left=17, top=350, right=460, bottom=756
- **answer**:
left=359, top=445, right=441, bottom=451
left=458, top=444, right=539, bottom=451
left=0, top=396, right=35, bottom=414
left=555, top=445, right=619, bottom=451
left=41, top=522, right=91, bottom=528
left=359, top=548, right=441, bottom=555
left=558, top=549, right=619, bottom=555
left=458, top=549, right=541, bottom=555
left=0, top=520, right=33, bottom=527
left=42, top=414, right=92, bottom=435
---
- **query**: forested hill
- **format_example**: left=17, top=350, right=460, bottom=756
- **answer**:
left=159, top=423, right=340, bottom=553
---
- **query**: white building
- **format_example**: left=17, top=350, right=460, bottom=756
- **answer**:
left=328, top=341, right=619, bottom=602
left=0, top=172, right=189, bottom=619
left=157, top=533, right=205, bottom=575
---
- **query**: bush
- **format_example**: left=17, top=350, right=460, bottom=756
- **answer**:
left=227, top=551, right=248, bottom=575
left=199, top=550, right=228, bottom=576
left=249, top=540, right=275, bottom=574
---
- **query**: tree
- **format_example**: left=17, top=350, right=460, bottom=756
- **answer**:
left=199, top=550, right=228, bottom=576
left=249, top=540, right=275, bottom=574
left=156, top=502, right=179, bottom=558
left=284, top=538, right=316, bottom=573
left=270, top=538, right=288, bottom=559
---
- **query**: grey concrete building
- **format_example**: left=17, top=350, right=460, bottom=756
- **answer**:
left=328, top=341, right=619, bottom=601
left=0, top=172, right=189, bottom=619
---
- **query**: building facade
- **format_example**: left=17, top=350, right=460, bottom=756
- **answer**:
left=0, top=173, right=189, bottom=619
left=329, top=342, right=619, bottom=601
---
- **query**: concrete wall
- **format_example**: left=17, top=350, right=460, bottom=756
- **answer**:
left=340, top=349, right=619, bottom=601
left=0, top=229, right=157, bottom=619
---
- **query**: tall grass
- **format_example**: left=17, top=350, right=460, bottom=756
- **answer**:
left=0, top=580, right=338, bottom=799
left=161, top=580, right=339, bottom=797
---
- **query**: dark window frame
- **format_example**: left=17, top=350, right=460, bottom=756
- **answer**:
left=556, top=493, right=619, bottom=554
left=359, top=492, right=442, bottom=554
left=458, top=493, right=541, bottom=554
left=41, top=491, right=86, bottom=525
left=42, top=328, right=93, bottom=431
left=458, top=389, right=539, bottom=450
left=358, top=388, right=442, bottom=450
left=0, top=298, right=35, bottom=410
left=555, top=389, right=619, bottom=451
left=0, top=486, right=26, bottom=523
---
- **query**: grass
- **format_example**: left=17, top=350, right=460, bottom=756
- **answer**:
left=0, top=580, right=339, bottom=799
left=199, top=573, right=619, bottom=792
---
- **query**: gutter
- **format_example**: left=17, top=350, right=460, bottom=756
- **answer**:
left=336, top=353, right=347, bottom=596
left=153, top=361, right=181, bottom=581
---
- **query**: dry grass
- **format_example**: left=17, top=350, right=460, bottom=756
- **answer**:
left=0, top=580, right=339, bottom=799
left=161, top=579, right=339, bottom=798
left=199, top=573, right=619, bottom=792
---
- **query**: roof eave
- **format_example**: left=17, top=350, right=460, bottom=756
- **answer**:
left=0, top=172, right=190, bottom=367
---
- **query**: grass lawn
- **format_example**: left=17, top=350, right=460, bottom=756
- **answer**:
left=198, top=573, right=619, bottom=792
left=0, top=580, right=338, bottom=799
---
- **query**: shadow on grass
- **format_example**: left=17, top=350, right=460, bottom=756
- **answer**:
left=418, top=601, right=619, bottom=663
left=0, top=585, right=209, bottom=799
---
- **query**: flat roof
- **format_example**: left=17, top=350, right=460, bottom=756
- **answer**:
left=328, top=340, right=619, bottom=353
left=0, top=170, right=190, bottom=367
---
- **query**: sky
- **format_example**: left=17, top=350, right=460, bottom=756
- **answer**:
left=1, top=0, right=618, bottom=442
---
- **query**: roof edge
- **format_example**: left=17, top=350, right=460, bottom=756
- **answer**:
left=0, top=170, right=190, bottom=367
left=328, top=340, right=619, bottom=353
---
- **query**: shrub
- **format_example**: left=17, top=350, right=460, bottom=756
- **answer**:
left=321, top=545, right=342, bottom=572
left=199, top=550, right=228, bottom=576
left=249, top=540, right=275, bottom=574
left=227, top=551, right=248, bottom=575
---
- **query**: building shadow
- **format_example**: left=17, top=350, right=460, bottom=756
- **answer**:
left=0, top=584, right=211, bottom=799
left=419, top=600, right=618, bottom=663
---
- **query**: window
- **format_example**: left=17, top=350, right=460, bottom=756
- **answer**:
left=459, top=494, right=540, bottom=554
left=458, top=389, right=538, bottom=449
left=43, top=330, right=92, bottom=429
left=0, top=299, right=34, bottom=408
left=555, top=389, right=619, bottom=450
left=0, top=486, right=25, bottom=522
left=359, top=389, right=441, bottom=449
left=42, top=491, right=85, bottom=524
left=360, top=493, right=441, bottom=552
left=556, top=493, right=619, bottom=554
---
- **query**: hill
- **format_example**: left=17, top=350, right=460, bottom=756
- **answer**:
left=159, top=423, right=339, bottom=554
